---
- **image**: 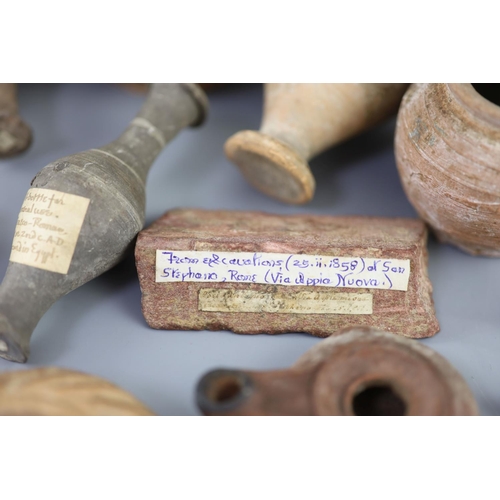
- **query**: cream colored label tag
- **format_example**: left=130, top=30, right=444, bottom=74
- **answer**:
left=10, top=188, right=90, bottom=274
left=156, top=250, right=411, bottom=291
left=199, top=289, right=373, bottom=315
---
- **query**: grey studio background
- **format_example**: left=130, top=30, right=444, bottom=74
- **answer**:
left=0, top=83, right=498, bottom=416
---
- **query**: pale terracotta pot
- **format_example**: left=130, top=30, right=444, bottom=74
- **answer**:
left=225, top=83, right=409, bottom=204
left=395, top=83, right=500, bottom=256
left=0, top=367, right=154, bottom=415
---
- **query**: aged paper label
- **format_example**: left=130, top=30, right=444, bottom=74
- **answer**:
left=10, top=188, right=90, bottom=274
left=156, top=250, right=411, bottom=291
left=199, top=289, right=373, bottom=314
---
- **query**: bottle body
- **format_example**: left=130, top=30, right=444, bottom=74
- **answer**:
left=0, top=83, right=208, bottom=362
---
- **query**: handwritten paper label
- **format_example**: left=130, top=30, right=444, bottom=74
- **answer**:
left=199, top=289, right=373, bottom=314
left=156, top=250, right=411, bottom=291
left=10, top=188, right=90, bottom=274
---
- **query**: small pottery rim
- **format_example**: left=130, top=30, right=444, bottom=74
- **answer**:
left=448, top=83, right=500, bottom=127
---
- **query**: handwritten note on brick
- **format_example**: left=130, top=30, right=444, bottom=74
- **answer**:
left=10, top=188, right=90, bottom=274
left=156, top=250, right=411, bottom=291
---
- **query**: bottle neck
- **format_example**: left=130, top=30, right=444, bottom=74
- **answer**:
left=96, top=84, right=206, bottom=182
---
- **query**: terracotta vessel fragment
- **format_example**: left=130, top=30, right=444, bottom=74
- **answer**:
left=225, top=83, right=409, bottom=204
left=0, top=83, right=208, bottom=363
left=0, top=83, right=32, bottom=158
left=197, top=327, right=478, bottom=416
left=0, top=367, right=154, bottom=415
left=395, top=83, right=500, bottom=256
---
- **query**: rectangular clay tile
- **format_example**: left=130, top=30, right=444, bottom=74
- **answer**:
left=135, top=209, right=439, bottom=338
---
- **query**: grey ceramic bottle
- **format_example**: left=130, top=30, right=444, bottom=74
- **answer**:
left=0, top=83, right=208, bottom=362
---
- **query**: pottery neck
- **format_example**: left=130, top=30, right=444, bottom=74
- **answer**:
left=95, top=83, right=206, bottom=184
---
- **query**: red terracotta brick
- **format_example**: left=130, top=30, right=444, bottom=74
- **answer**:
left=135, top=209, right=439, bottom=338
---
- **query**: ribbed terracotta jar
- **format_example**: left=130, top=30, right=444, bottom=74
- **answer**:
left=0, top=367, right=154, bottom=415
left=395, top=83, right=500, bottom=256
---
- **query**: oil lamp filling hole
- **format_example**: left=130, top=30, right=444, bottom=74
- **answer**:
left=207, top=375, right=243, bottom=404
left=352, top=383, right=406, bottom=416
